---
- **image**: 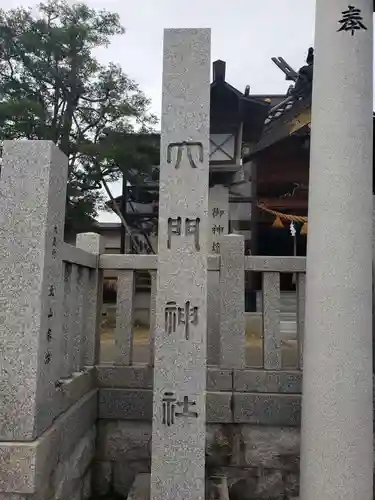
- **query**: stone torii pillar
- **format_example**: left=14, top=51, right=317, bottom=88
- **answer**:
left=300, top=2, right=373, bottom=500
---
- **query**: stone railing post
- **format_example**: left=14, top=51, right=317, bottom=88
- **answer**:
left=76, top=232, right=104, bottom=367
left=114, top=270, right=135, bottom=365
left=149, top=270, right=157, bottom=366
left=262, top=271, right=281, bottom=370
left=296, top=272, right=305, bottom=370
left=0, top=141, right=68, bottom=440
left=207, top=266, right=220, bottom=365
left=219, top=234, right=246, bottom=368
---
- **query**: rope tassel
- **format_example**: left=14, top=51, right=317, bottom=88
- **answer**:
left=272, top=215, right=284, bottom=228
left=258, top=203, right=308, bottom=226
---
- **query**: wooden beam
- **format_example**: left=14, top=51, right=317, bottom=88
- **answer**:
left=257, top=170, right=309, bottom=184
left=258, top=198, right=308, bottom=209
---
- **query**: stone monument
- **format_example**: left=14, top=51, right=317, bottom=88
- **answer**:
left=150, top=28, right=211, bottom=500
left=0, top=141, right=67, bottom=440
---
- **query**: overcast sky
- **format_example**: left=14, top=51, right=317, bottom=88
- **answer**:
left=1, top=0, right=318, bottom=221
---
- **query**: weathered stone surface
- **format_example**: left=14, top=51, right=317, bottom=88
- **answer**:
left=207, top=269, right=220, bottom=366
left=0, top=445, right=37, bottom=493
left=92, top=462, right=113, bottom=497
left=93, top=422, right=303, bottom=499
left=256, top=470, right=284, bottom=498
left=96, top=366, right=153, bottom=389
left=115, top=270, right=135, bottom=365
left=99, top=389, right=152, bottom=420
left=296, top=273, right=305, bottom=370
left=148, top=271, right=157, bottom=366
left=82, top=469, right=92, bottom=500
left=97, top=421, right=152, bottom=461
left=206, top=393, right=232, bottom=423
left=113, top=461, right=151, bottom=498
left=0, top=141, right=68, bottom=440
left=262, top=272, right=281, bottom=370
left=301, top=2, right=373, bottom=500
left=0, top=494, right=28, bottom=500
left=284, top=472, right=299, bottom=498
left=231, top=426, right=300, bottom=470
left=219, top=235, right=245, bottom=369
left=96, top=422, right=301, bottom=472
left=52, top=426, right=96, bottom=500
left=233, top=370, right=301, bottom=394
left=207, top=185, right=230, bottom=367
left=207, top=369, right=232, bottom=392
left=69, top=265, right=85, bottom=374
left=99, top=388, right=235, bottom=422
left=229, top=478, right=257, bottom=500
left=96, top=365, right=233, bottom=391
left=206, top=475, right=229, bottom=500
left=244, top=256, right=305, bottom=273
left=76, top=232, right=104, bottom=368
left=127, top=473, right=151, bottom=500
left=151, top=28, right=211, bottom=500
left=57, top=390, right=97, bottom=462
left=52, top=368, right=95, bottom=421
left=0, top=390, right=96, bottom=496
left=206, top=426, right=232, bottom=472
left=67, top=488, right=81, bottom=500
left=233, top=393, right=301, bottom=426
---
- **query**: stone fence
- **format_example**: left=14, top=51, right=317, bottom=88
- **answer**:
left=97, top=252, right=306, bottom=371
left=57, top=231, right=306, bottom=377
left=0, top=140, right=307, bottom=500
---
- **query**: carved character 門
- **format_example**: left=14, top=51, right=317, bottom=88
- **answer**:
left=167, top=217, right=182, bottom=249
left=167, top=217, right=200, bottom=251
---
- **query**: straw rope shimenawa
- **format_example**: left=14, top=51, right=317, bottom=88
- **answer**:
left=257, top=203, right=308, bottom=234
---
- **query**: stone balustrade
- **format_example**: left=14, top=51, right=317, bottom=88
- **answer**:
left=98, top=253, right=306, bottom=372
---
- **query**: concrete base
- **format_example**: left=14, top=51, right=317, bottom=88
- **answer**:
left=126, top=474, right=230, bottom=500
left=206, top=476, right=229, bottom=500
left=94, top=421, right=300, bottom=499
left=0, top=387, right=97, bottom=500
left=127, top=474, right=150, bottom=500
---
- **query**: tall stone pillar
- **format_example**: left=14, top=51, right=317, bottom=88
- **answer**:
left=150, top=29, right=210, bottom=500
left=300, top=2, right=373, bottom=500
